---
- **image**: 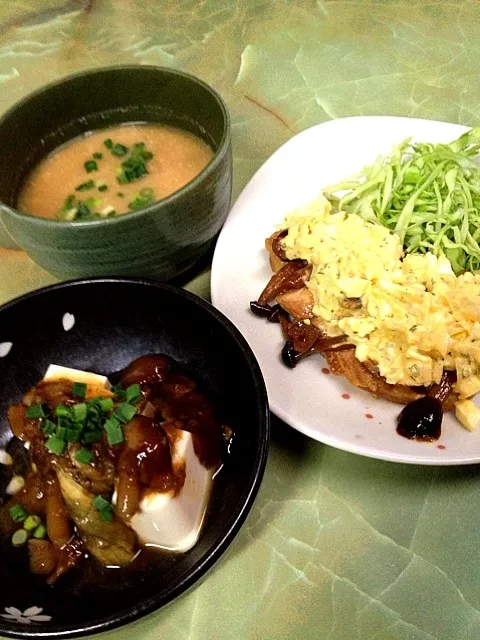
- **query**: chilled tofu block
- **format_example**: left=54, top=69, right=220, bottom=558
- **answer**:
left=131, top=429, right=213, bottom=552
left=43, top=364, right=112, bottom=398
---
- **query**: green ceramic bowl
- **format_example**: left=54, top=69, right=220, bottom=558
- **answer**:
left=0, top=65, right=232, bottom=280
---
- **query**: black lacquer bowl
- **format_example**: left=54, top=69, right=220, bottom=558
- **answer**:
left=0, top=279, right=269, bottom=639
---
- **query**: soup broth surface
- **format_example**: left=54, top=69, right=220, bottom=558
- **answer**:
left=18, top=123, right=214, bottom=221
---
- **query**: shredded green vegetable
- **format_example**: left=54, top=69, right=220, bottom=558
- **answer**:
left=323, top=128, right=480, bottom=274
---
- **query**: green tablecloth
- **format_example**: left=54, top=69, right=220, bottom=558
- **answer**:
left=1, top=2, right=480, bottom=639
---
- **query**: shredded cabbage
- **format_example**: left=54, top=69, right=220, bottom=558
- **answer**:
left=323, top=128, right=480, bottom=274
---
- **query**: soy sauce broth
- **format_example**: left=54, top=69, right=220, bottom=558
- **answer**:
left=17, top=123, right=214, bottom=222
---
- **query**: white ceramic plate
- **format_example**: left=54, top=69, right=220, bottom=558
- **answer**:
left=211, top=116, right=480, bottom=465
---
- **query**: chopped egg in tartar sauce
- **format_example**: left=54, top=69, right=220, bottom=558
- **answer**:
left=281, top=197, right=480, bottom=428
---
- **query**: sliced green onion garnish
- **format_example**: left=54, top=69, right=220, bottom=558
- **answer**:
left=117, top=192, right=124, bottom=198
left=75, top=202, right=91, bottom=220
left=132, top=142, right=153, bottom=161
left=82, top=430, right=103, bottom=444
left=75, top=180, right=95, bottom=191
left=57, top=416, right=72, bottom=430
left=12, top=529, right=28, bottom=547
left=45, top=436, right=65, bottom=456
left=55, top=404, right=71, bottom=419
left=72, top=382, right=87, bottom=399
left=104, top=138, right=113, bottom=149
left=86, top=413, right=101, bottom=428
left=75, top=448, right=93, bottom=464
left=126, top=383, right=141, bottom=404
left=9, top=503, right=27, bottom=523
left=56, top=426, right=67, bottom=440
left=63, top=194, right=76, bottom=209
left=111, top=385, right=126, bottom=400
left=128, top=199, right=142, bottom=211
left=104, top=418, right=124, bottom=446
left=98, top=184, right=108, bottom=192
left=85, top=197, right=103, bottom=209
left=104, top=415, right=120, bottom=429
left=99, top=397, right=114, bottom=413
left=43, top=419, right=56, bottom=436
left=23, top=515, right=41, bottom=531
left=111, top=143, right=128, bottom=157
left=25, top=404, right=45, bottom=419
left=106, top=428, right=124, bottom=446
left=92, top=496, right=112, bottom=511
left=61, top=207, right=78, bottom=222
left=33, top=524, right=47, bottom=539
left=65, top=426, right=82, bottom=442
left=57, top=194, right=79, bottom=220
left=72, top=402, right=87, bottom=421
left=128, top=187, right=155, bottom=211
left=113, top=403, right=137, bottom=424
left=85, top=160, right=98, bottom=173
left=93, top=152, right=103, bottom=160
left=92, top=495, right=114, bottom=522
left=122, top=159, right=148, bottom=184
left=98, top=508, right=113, bottom=522
left=85, top=414, right=101, bottom=430
left=111, top=142, right=154, bottom=185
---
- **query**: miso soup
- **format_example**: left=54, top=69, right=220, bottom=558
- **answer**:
left=17, top=123, right=214, bottom=222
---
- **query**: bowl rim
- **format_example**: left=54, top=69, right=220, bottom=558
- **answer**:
left=0, top=64, right=231, bottom=229
left=0, top=277, right=270, bottom=639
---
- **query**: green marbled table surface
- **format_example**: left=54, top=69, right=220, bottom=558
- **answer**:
left=1, top=2, right=480, bottom=639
